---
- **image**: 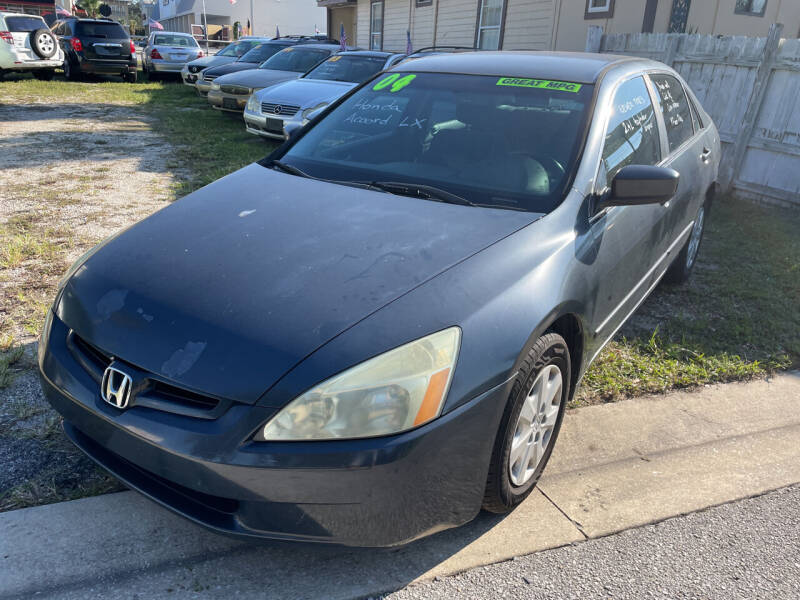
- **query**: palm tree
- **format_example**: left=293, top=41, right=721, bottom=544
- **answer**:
left=77, top=0, right=102, bottom=18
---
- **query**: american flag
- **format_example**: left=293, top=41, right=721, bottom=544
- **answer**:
left=56, top=5, right=71, bottom=17
left=147, top=18, right=164, bottom=31
left=340, top=23, right=346, bottom=51
left=406, top=29, right=412, bottom=55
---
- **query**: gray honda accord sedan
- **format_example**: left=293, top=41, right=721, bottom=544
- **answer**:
left=39, top=52, right=719, bottom=547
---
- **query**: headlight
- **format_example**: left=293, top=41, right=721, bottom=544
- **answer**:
left=211, top=82, right=220, bottom=91
left=256, top=327, right=461, bottom=441
left=246, top=94, right=260, bottom=112
left=301, top=102, right=328, bottom=124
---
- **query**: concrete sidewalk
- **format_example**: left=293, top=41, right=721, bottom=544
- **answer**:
left=1, top=372, right=798, bottom=599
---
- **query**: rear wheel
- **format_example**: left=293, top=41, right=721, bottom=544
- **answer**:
left=664, top=197, right=710, bottom=285
left=124, top=71, right=138, bottom=84
left=63, top=58, right=78, bottom=81
left=33, top=69, right=55, bottom=81
left=482, top=332, right=570, bottom=513
left=30, top=28, right=57, bottom=59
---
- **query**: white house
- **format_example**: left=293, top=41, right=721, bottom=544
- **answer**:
left=157, top=0, right=327, bottom=39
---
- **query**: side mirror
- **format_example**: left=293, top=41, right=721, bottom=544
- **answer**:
left=596, top=165, right=679, bottom=212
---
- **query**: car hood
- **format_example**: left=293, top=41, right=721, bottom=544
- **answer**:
left=204, top=60, right=260, bottom=77
left=186, top=55, right=235, bottom=70
left=215, top=68, right=301, bottom=89
left=254, top=78, right=357, bottom=109
left=58, top=164, right=536, bottom=405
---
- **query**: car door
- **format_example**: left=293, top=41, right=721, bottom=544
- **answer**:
left=646, top=72, right=705, bottom=245
left=584, top=74, right=666, bottom=342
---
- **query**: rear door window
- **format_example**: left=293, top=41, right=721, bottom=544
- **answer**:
left=601, top=76, right=662, bottom=185
left=76, top=22, right=128, bottom=39
left=649, top=74, right=695, bottom=153
left=5, top=16, right=47, bottom=31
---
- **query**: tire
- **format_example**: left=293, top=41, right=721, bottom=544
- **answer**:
left=124, top=71, right=138, bottom=84
left=30, top=29, right=57, bottom=59
left=33, top=69, right=55, bottom=81
left=63, top=58, right=77, bottom=81
left=483, top=332, right=571, bottom=513
left=663, top=195, right=711, bottom=285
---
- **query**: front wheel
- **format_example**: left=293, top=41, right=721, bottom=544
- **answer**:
left=482, top=332, right=570, bottom=513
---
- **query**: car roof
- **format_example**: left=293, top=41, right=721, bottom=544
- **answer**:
left=391, top=51, right=649, bottom=84
left=336, top=50, right=402, bottom=58
left=1, top=12, right=45, bottom=18
left=151, top=31, right=194, bottom=37
left=285, top=43, right=345, bottom=51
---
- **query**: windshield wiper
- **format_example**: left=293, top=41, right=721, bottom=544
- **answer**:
left=363, top=181, right=475, bottom=207
left=268, top=160, right=312, bottom=179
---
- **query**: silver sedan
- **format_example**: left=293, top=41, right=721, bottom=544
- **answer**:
left=142, top=31, right=203, bottom=80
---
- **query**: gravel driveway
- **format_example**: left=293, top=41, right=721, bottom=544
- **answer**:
left=0, top=101, right=182, bottom=510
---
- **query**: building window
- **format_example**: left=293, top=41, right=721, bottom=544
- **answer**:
left=735, top=0, right=767, bottom=16
left=370, top=1, right=383, bottom=50
left=416, top=0, right=432, bottom=6
left=476, top=0, right=505, bottom=50
left=585, top=0, right=615, bottom=19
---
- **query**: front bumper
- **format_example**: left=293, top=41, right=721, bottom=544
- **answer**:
left=195, top=79, right=213, bottom=96
left=39, top=312, right=508, bottom=547
left=207, top=89, right=250, bottom=112
left=243, top=109, right=289, bottom=140
left=181, top=68, right=202, bottom=86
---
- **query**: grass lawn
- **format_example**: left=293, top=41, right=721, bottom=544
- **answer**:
left=1, top=72, right=798, bottom=406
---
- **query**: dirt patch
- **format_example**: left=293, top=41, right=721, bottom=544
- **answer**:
left=0, top=102, right=184, bottom=509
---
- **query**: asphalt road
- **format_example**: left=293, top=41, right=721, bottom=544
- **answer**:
left=386, top=485, right=800, bottom=600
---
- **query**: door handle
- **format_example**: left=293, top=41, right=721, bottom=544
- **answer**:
left=700, top=147, right=712, bottom=163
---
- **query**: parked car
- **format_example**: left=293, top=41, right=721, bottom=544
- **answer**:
left=206, top=43, right=342, bottom=112
left=0, top=12, right=63, bottom=80
left=244, top=50, right=406, bottom=140
left=39, top=51, right=720, bottom=547
left=53, top=17, right=137, bottom=82
left=141, top=31, right=203, bottom=80
left=182, top=35, right=338, bottom=91
left=182, top=36, right=271, bottom=91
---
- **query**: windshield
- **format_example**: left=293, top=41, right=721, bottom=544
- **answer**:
left=218, top=40, right=259, bottom=57
left=279, top=73, right=593, bottom=213
left=76, top=22, right=128, bottom=38
left=238, top=42, right=284, bottom=64
left=259, top=47, right=331, bottom=73
left=305, top=55, right=388, bottom=83
left=5, top=16, right=46, bottom=32
left=153, top=34, right=197, bottom=47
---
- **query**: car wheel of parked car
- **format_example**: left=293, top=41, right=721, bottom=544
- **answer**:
left=664, top=196, right=711, bottom=285
left=482, top=332, right=570, bottom=513
left=30, top=28, right=57, bottom=59
left=33, top=69, right=55, bottom=81
left=63, top=59, right=77, bottom=81
left=124, top=72, right=138, bottom=84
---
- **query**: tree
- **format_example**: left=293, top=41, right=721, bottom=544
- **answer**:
left=77, top=0, right=102, bottom=18
left=129, top=1, right=145, bottom=30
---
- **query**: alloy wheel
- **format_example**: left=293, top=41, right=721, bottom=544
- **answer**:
left=686, top=205, right=705, bottom=269
left=37, top=33, right=55, bottom=55
left=508, top=364, right=563, bottom=486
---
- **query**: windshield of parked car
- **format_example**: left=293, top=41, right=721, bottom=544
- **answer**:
left=217, top=40, right=259, bottom=57
left=153, top=34, right=197, bottom=47
left=279, top=72, right=594, bottom=213
left=259, top=47, right=331, bottom=73
left=305, top=55, right=389, bottom=83
left=75, top=22, right=127, bottom=38
left=5, top=16, right=47, bottom=31
left=238, top=42, right=284, bottom=63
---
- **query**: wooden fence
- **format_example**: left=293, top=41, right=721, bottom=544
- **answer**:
left=586, top=24, right=800, bottom=209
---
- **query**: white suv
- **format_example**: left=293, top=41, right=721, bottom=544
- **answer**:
left=0, top=12, right=64, bottom=80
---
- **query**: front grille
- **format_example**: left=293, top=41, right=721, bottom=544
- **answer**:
left=220, top=84, right=251, bottom=95
left=203, top=74, right=217, bottom=82
left=68, top=330, right=221, bottom=417
left=261, top=102, right=300, bottom=117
